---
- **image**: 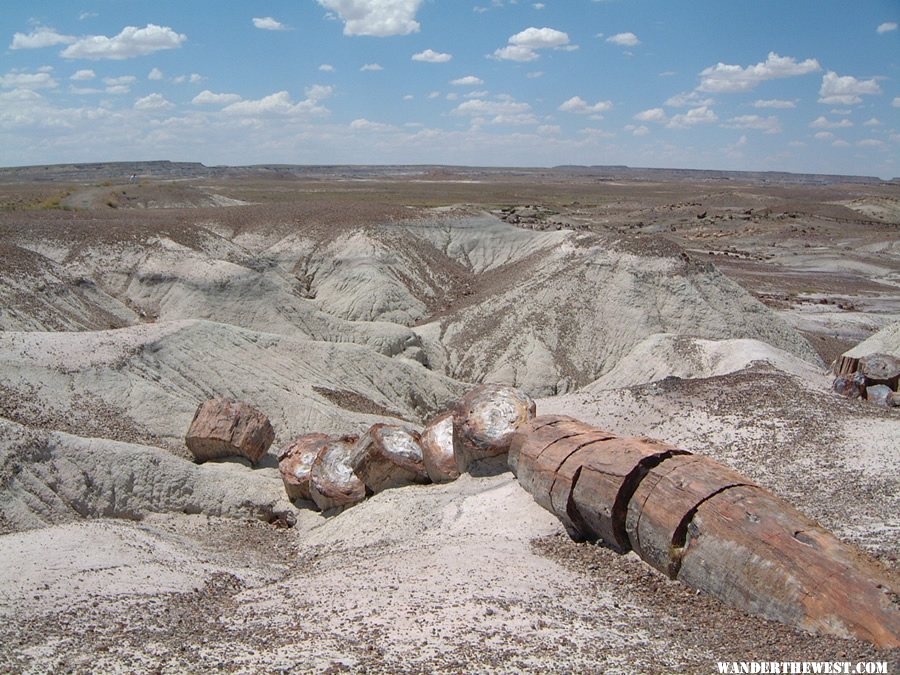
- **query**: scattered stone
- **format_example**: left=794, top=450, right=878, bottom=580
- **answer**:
left=453, top=384, right=537, bottom=472
left=353, top=424, right=429, bottom=493
left=308, top=435, right=365, bottom=512
left=832, top=373, right=865, bottom=399
left=184, top=398, right=275, bottom=465
left=277, top=433, right=330, bottom=501
left=865, top=385, right=896, bottom=408
left=420, top=412, right=459, bottom=483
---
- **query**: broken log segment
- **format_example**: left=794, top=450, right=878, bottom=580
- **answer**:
left=511, top=417, right=900, bottom=648
left=859, top=352, right=900, bottom=390
left=353, top=424, right=429, bottom=493
left=185, top=398, right=275, bottom=465
left=308, top=435, right=365, bottom=512
left=453, top=384, right=536, bottom=472
left=277, top=432, right=330, bottom=501
left=421, top=412, right=460, bottom=483
left=678, top=484, right=900, bottom=648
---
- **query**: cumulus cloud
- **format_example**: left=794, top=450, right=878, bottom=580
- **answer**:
left=61, top=24, right=187, bottom=60
left=451, top=75, right=484, bottom=86
left=876, top=22, right=897, bottom=34
left=665, top=91, right=714, bottom=107
left=0, top=70, right=59, bottom=89
left=698, top=52, right=820, bottom=93
left=863, top=118, right=881, bottom=126
left=814, top=131, right=834, bottom=140
left=809, top=116, right=853, bottom=129
left=667, top=105, right=718, bottom=128
left=192, top=90, right=242, bottom=105
left=817, top=71, right=881, bottom=105
left=148, top=67, right=163, bottom=80
left=893, top=97, right=900, bottom=108
left=722, top=114, right=782, bottom=134
left=71, top=69, right=96, bottom=81
left=319, top=64, right=335, bottom=72
left=134, top=93, right=174, bottom=110
left=606, top=32, right=639, bottom=47
left=350, top=118, right=395, bottom=132
left=10, top=27, right=75, bottom=49
left=558, top=96, right=612, bottom=115
left=413, top=49, right=452, bottom=63
left=752, top=98, right=795, bottom=109
left=253, top=17, right=288, bottom=30
left=318, top=0, right=424, bottom=37
left=493, top=26, right=572, bottom=61
left=224, top=90, right=331, bottom=116
left=361, top=63, right=383, bottom=71
left=451, top=97, right=536, bottom=125
left=633, top=107, right=666, bottom=123
left=625, top=124, right=650, bottom=136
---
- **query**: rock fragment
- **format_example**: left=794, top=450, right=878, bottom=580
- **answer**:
left=859, top=352, right=900, bottom=390
left=453, top=384, right=536, bottom=472
left=832, top=372, right=866, bottom=399
left=308, top=435, right=365, bottom=512
left=866, top=384, right=896, bottom=407
left=420, top=412, right=459, bottom=483
left=277, top=433, right=330, bottom=501
left=353, top=424, right=429, bottom=493
left=185, top=398, right=275, bottom=465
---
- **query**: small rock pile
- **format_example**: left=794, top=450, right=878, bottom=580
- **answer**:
left=832, top=352, right=899, bottom=407
left=184, top=385, right=536, bottom=513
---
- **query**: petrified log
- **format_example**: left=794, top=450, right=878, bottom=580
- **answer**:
left=308, top=435, right=365, bottom=512
left=859, top=352, right=900, bottom=390
left=511, top=418, right=900, bottom=648
left=678, top=485, right=899, bottom=647
left=353, top=424, right=429, bottom=493
left=866, top=384, right=897, bottom=407
left=832, top=373, right=866, bottom=399
left=185, top=398, right=275, bottom=465
left=833, top=354, right=859, bottom=377
left=421, top=412, right=459, bottom=483
left=277, top=433, right=330, bottom=501
left=453, top=384, right=536, bottom=472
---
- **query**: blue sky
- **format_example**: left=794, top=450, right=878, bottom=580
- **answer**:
left=2, top=1, right=898, bottom=176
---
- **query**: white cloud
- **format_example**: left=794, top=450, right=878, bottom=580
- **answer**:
left=319, top=64, right=335, bottom=72
left=253, top=17, right=288, bottom=31
left=451, top=97, right=536, bottom=125
left=858, top=138, right=884, bottom=147
left=863, top=118, right=881, bottom=126
left=606, top=32, right=639, bottom=47
left=192, top=90, right=242, bottom=105
left=413, top=49, right=452, bottom=63
left=10, top=27, right=75, bottom=49
left=809, top=116, right=853, bottom=129
left=493, top=26, right=571, bottom=61
left=537, top=124, right=560, bottom=135
left=752, top=98, right=795, bottom=109
left=558, top=96, right=612, bottom=114
left=189, top=73, right=204, bottom=83
left=832, top=139, right=850, bottom=148
left=722, top=114, right=782, bottom=134
left=350, top=118, right=395, bottom=132
left=633, top=107, right=667, bottom=123
left=893, top=97, right=900, bottom=108
left=533, top=3, right=546, bottom=9
left=527, top=71, right=543, bottom=79
left=813, top=131, right=833, bottom=140
left=134, top=93, right=174, bottom=110
left=698, top=52, right=820, bottom=93
left=626, top=124, right=650, bottom=136
left=665, top=91, right=714, bottom=107
left=667, top=105, right=718, bottom=128
left=0, top=70, right=59, bottom=89
left=305, top=84, right=335, bottom=101
left=427, top=91, right=441, bottom=99
left=876, top=22, right=897, bottom=34
left=71, top=69, right=96, bottom=81
left=451, top=75, right=484, bottom=86
left=148, top=67, right=163, bottom=80
left=361, top=63, right=383, bottom=71
left=818, top=71, right=881, bottom=105
left=61, top=24, right=187, bottom=60
left=317, top=0, right=424, bottom=37
left=224, top=90, right=332, bottom=116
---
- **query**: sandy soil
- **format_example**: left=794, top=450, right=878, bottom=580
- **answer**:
left=0, top=166, right=898, bottom=672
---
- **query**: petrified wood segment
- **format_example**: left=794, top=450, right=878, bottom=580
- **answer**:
left=625, top=454, right=750, bottom=576
left=353, top=424, right=429, bottom=493
left=308, top=436, right=366, bottom=512
left=185, top=398, right=275, bottom=465
left=421, top=412, right=459, bottom=483
left=859, top=352, right=900, bottom=390
left=678, top=485, right=900, bottom=649
left=277, top=432, right=330, bottom=501
left=508, top=415, right=579, bottom=476
left=453, top=384, right=537, bottom=472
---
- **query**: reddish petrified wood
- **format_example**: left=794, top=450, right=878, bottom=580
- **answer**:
left=507, top=415, right=579, bottom=476
left=569, top=437, right=689, bottom=552
left=625, top=454, right=750, bottom=576
left=353, top=424, right=429, bottom=493
left=277, top=432, right=330, bottom=501
left=678, top=485, right=900, bottom=648
left=308, top=436, right=365, bottom=512
left=185, top=398, right=275, bottom=465
left=453, top=384, right=536, bottom=472
left=421, top=412, right=459, bottom=483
